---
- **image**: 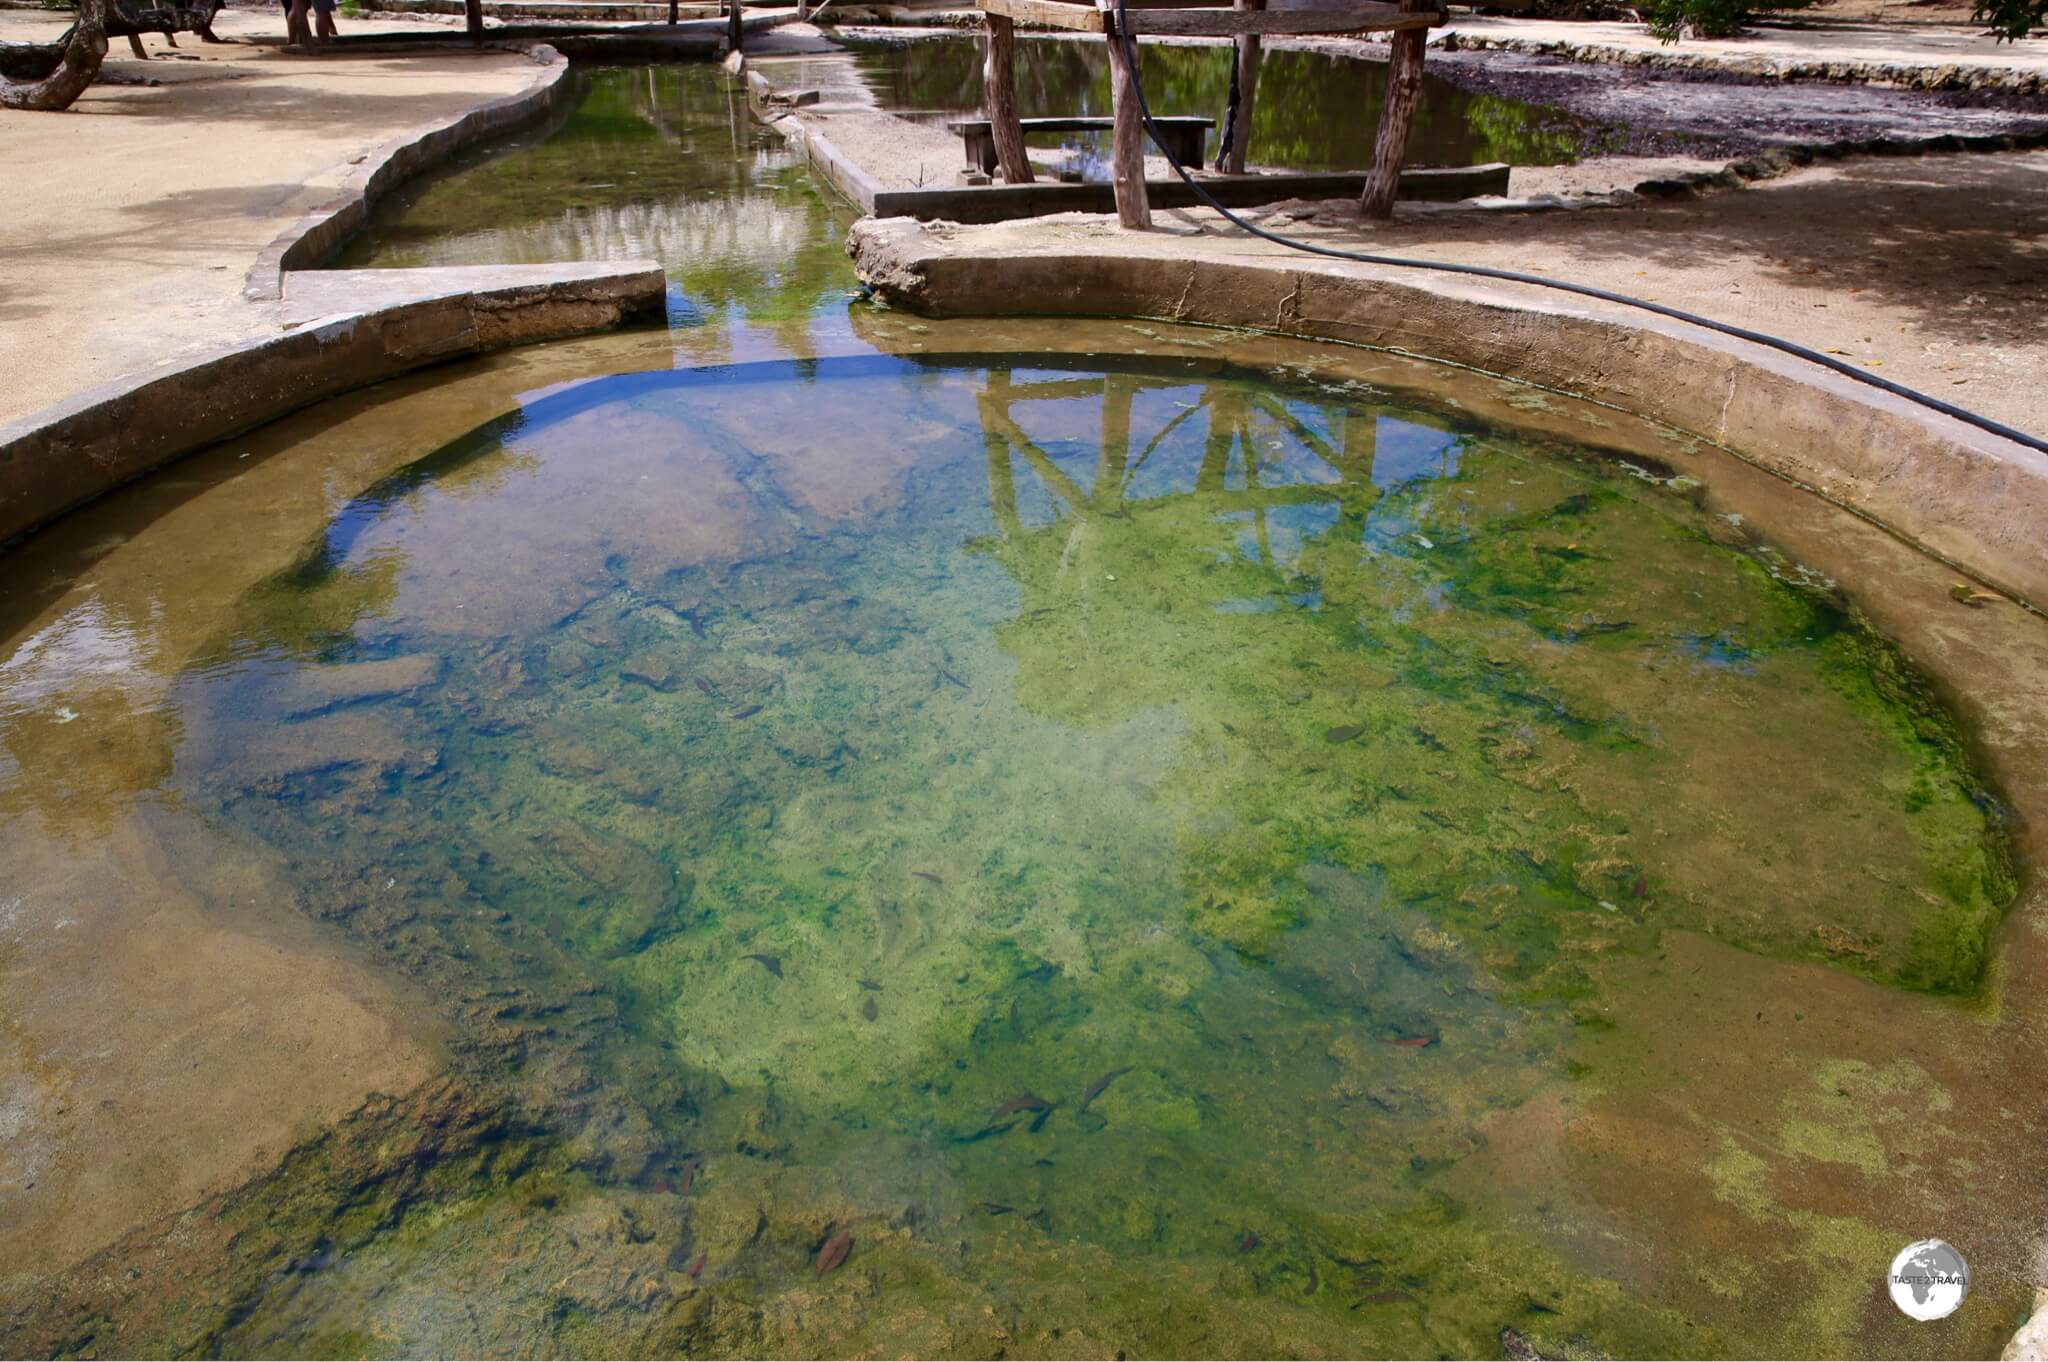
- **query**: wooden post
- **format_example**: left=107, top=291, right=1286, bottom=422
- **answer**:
left=983, top=15, right=1034, bottom=184
left=727, top=0, right=742, bottom=57
left=1358, top=0, right=1427, bottom=218
left=668, top=0, right=678, bottom=24
left=1102, top=6, right=1150, bottom=230
left=1224, top=0, right=1262, bottom=173
left=1095, top=375, right=1134, bottom=511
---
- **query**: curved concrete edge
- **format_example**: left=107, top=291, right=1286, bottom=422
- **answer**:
left=743, top=66, right=885, bottom=211
left=1433, top=29, right=2047, bottom=95
left=847, top=215, right=2048, bottom=611
left=243, top=40, right=575, bottom=303
left=0, top=263, right=666, bottom=547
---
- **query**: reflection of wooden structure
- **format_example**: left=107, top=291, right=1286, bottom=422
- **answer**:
left=977, top=0, right=1444, bottom=228
left=973, top=369, right=1386, bottom=584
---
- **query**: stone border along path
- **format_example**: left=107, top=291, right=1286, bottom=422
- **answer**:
left=1428, top=16, right=2048, bottom=95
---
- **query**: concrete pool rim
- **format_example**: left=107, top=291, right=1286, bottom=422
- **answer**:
left=846, top=213, right=2048, bottom=615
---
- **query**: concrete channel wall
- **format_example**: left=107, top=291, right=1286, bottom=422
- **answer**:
left=848, top=216, right=2048, bottom=612
left=0, top=42, right=668, bottom=548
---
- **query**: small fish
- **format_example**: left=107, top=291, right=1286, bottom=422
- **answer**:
left=729, top=704, right=763, bottom=720
left=1238, top=1232, right=1261, bottom=1254
left=1381, top=1032, right=1438, bottom=1048
left=1078, top=1066, right=1133, bottom=1113
left=1324, top=724, right=1364, bottom=744
left=1632, top=872, right=1647, bottom=900
left=861, top=996, right=879, bottom=1022
left=685, top=1252, right=706, bottom=1279
left=1033, top=1158, right=1056, bottom=1167
left=937, top=668, right=968, bottom=689
left=678, top=1156, right=702, bottom=1193
left=743, top=953, right=783, bottom=978
left=857, top=978, right=882, bottom=992
left=1028, top=1105, right=1055, bottom=1134
left=1351, top=1289, right=1416, bottom=1308
left=652, top=1177, right=672, bottom=1195
left=1950, top=583, right=2004, bottom=607
left=693, top=677, right=716, bottom=697
left=991, top=1093, right=1054, bottom=1120
left=981, top=1202, right=1015, bottom=1216
left=816, top=1229, right=852, bottom=1276
left=955, top=1120, right=1018, bottom=1144
left=912, top=871, right=944, bottom=887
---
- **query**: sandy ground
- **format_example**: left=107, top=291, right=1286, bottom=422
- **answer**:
left=0, top=6, right=542, bottom=427
left=1235, top=148, right=2048, bottom=434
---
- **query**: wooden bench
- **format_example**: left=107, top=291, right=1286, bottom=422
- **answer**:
left=947, top=115, right=1212, bottom=177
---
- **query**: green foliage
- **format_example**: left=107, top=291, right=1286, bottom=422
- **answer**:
left=1972, top=0, right=2045, bottom=38
left=1640, top=0, right=1750, bottom=41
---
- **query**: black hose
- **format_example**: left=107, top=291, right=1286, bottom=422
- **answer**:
left=1104, top=0, right=2047, bottom=455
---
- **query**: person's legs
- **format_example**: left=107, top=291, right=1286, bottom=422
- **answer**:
left=286, top=0, right=312, bottom=44
left=314, top=0, right=336, bottom=40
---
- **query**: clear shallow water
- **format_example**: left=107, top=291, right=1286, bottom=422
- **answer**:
left=88, top=350, right=2016, bottom=1357
left=840, top=34, right=1608, bottom=172
left=335, top=64, right=857, bottom=351
left=0, top=61, right=2034, bottom=1361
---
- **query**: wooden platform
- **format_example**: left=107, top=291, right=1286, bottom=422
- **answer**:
left=870, top=163, right=1510, bottom=223
left=975, top=0, right=1446, bottom=226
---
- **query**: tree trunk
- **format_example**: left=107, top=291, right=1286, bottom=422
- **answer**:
left=1221, top=0, right=1262, bottom=173
left=0, top=0, right=107, bottom=110
left=1105, top=25, right=1149, bottom=229
left=464, top=0, right=484, bottom=40
left=1358, top=1, right=1426, bottom=219
left=982, top=14, right=1033, bottom=184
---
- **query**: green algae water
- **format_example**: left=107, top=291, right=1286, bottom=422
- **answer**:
left=120, top=354, right=2016, bottom=1356
left=0, top=60, right=2037, bottom=1362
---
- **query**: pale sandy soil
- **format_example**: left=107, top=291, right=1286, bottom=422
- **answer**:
left=1232, top=148, right=2048, bottom=434
left=0, top=7, right=542, bottom=427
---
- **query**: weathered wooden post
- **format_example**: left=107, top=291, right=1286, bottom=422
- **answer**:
left=1358, top=0, right=1427, bottom=218
left=1101, top=0, right=1150, bottom=229
left=727, top=0, right=743, bottom=56
left=462, top=0, right=483, bottom=40
left=669, top=0, right=679, bottom=24
left=1223, top=0, right=1263, bottom=173
left=983, top=14, right=1035, bottom=183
